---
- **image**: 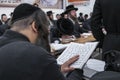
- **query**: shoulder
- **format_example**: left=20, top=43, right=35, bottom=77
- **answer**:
left=6, top=41, right=56, bottom=65
left=2, top=41, right=53, bottom=59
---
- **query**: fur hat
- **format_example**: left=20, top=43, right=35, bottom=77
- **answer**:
left=64, top=5, right=78, bottom=14
left=57, top=18, right=74, bottom=35
left=11, top=3, right=40, bottom=24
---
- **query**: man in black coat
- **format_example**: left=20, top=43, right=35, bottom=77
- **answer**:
left=64, top=5, right=88, bottom=38
left=91, top=0, right=120, bottom=58
left=0, top=3, right=83, bottom=80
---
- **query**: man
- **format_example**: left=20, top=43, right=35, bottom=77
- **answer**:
left=91, top=0, right=120, bottom=57
left=78, top=12, right=84, bottom=22
left=83, top=13, right=92, bottom=32
left=46, top=10, right=57, bottom=29
left=65, top=5, right=88, bottom=38
left=56, top=14, right=61, bottom=20
left=0, top=14, right=8, bottom=25
left=0, top=3, right=83, bottom=80
left=0, top=13, right=10, bottom=36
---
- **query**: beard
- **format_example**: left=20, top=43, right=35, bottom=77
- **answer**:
left=70, top=14, right=79, bottom=23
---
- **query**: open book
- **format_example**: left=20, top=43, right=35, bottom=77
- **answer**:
left=57, top=42, right=99, bottom=69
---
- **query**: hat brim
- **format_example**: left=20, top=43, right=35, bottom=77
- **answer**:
left=65, top=8, right=78, bottom=14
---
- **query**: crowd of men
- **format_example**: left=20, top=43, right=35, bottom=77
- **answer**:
left=0, top=0, right=120, bottom=79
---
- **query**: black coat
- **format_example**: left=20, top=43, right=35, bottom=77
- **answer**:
left=91, top=0, right=120, bottom=53
left=0, top=24, right=10, bottom=36
left=0, top=30, right=65, bottom=80
left=0, top=30, right=83, bottom=80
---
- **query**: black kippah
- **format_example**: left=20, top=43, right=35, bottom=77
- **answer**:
left=57, top=18, right=74, bottom=35
left=11, top=3, right=40, bottom=24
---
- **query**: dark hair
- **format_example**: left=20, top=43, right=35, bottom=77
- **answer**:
left=84, top=14, right=88, bottom=17
left=79, top=13, right=83, bottom=16
left=11, top=9, right=50, bottom=52
left=1, top=14, right=6, bottom=20
left=56, top=14, right=60, bottom=16
left=10, top=12, right=13, bottom=17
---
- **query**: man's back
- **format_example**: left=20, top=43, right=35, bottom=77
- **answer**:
left=91, top=0, right=120, bottom=55
left=92, top=0, right=120, bottom=33
left=0, top=30, right=65, bottom=80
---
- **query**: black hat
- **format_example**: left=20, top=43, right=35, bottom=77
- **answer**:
left=61, top=11, right=67, bottom=17
left=57, top=18, right=74, bottom=35
left=46, top=11, right=54, bottom=16
left=64, top=5, right=78, bottom=14
left=11, top=3, right=40, bottom=24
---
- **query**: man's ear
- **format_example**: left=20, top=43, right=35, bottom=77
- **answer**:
left=31, top=21, right=38, bottom=33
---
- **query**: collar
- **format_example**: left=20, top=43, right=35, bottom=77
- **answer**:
left=69, top=17, right=75, bottom=24
left=3, top=30, right=30, bottom=42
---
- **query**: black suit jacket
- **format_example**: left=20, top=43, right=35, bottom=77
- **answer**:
left=0, top=30, right=83, bottom=80
left=0, top=20, right=2, bottom=25
left=91, top=0, right=120, bottom=52
left=0, top=30, right=66, bottom=80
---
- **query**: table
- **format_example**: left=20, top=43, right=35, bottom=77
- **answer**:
left=51, top=35, right=96, bottom=56
left=75, top=35, right=96, bottom=43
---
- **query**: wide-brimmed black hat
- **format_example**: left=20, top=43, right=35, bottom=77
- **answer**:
left=46, top=11, right=54, bottom=16
left=64, top=5, right=78, bottom=14
left=57, top=18, right=74, bottom=35
left=11, top=3, right=40, bottom=24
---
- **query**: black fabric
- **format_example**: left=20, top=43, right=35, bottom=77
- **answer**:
left=82, top=18, right=91, bottom=31
left=91, top=0, right=120, bottom=50
left=0, top=20, right=2, bottom=25
left=57, top=18, right=74, bottom=35
left=0, top=24, right=10, bottom=36
left=103, top=50, right=120, bottom=72
left=90, top=71, right=120, bottom=80
left=61, top=12, right=67, bottom=18
left=0, top=30, right=65, bottom=80
left=11, top=3, right=40, bottom=23
left=73, top=21, right=88, bottom=38
left=0, top=30, right=83, bottom=80
left=78, top=16, right=84, bottom=22
left=102, top=34, right=120, bottom=53
left=50, top=27, right=61, bottom=43
left=65, top=5, right=78, bottom=13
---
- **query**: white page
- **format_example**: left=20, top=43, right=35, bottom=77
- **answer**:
left=50, top=43, right=69, bottom=51
left=86, top=59, right=105, bottom=71
left=57, top=42, right=99, bottom=69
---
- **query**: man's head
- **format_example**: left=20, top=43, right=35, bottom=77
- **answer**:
left=46, top=11, right=54, bottom=20
left=10, top=3, right=50, bottom=50
left=79, top=13, right=83, bottom=17
left=56, top=14, right=61, bottom=20
left=65, top=5, right=78, bottom=18
left=1, top=14, right=7, bottom=22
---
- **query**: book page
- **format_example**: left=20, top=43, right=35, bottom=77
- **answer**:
left=57, top=42, right=98, bottom=69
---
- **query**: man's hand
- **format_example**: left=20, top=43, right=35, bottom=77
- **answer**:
left=61, top=55, right=79, bottom=73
